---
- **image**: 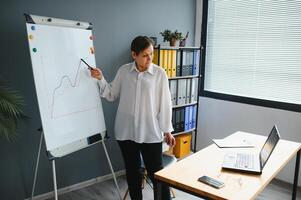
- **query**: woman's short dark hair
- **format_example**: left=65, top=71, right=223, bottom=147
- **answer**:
left=131, top=36, right=154, bottom=55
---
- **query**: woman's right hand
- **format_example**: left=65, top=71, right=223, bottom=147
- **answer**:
left=91, top=68, right=103, bottom=80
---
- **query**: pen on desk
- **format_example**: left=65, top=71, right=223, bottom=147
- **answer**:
left=80, top=58, right=94, bottom=70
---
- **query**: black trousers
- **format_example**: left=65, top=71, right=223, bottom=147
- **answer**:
left=118, top=140, right=171, bottom=200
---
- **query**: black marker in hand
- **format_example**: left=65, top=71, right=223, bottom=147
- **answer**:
left=81, top=58, right=94, bottom=70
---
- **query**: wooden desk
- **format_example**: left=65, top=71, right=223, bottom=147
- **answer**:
left=154, top=131, right=301, bottom=200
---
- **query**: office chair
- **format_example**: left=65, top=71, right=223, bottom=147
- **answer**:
left=123, top=146, right=177, bottom=200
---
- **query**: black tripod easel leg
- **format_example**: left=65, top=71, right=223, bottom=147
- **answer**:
left=101, top=140, right=122, bottom=200
left=52, top=159, right=58, bottom=200
left=31, top=131, right=44, bottom=200
left=30, top=131, right=58, bottom=200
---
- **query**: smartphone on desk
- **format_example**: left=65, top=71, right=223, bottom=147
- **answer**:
left=198, top=175, right=225, bottom=189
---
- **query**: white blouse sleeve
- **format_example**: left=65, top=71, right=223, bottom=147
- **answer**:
left=158, top=72, right=174, bottom=133
left=97, top=68, right=121, bottom=102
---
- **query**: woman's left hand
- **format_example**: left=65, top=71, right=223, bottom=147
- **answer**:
left=164, top=132, right=176, bottom=147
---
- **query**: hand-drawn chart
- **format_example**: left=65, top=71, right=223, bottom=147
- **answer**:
left=26, top=22, right=106, bottom=153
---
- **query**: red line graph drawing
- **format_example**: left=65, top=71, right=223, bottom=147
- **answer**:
left=50, top=59, right=95, bottom=118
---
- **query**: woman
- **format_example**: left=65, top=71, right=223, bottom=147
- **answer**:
left=91, top=36, right=175, bottom=200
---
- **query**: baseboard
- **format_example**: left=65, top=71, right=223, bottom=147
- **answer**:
left=25, top=169, right=125, bottom=200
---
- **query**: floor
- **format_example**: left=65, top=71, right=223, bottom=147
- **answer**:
left=45, top=175, right=301, bottom=200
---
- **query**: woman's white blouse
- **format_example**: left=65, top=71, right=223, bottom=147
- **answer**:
left=98, top=62, right=174, bottom=143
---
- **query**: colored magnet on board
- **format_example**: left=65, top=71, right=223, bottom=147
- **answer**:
left=32, top=48, right=37, bottom=52
left=31, top=26, right=35, bottom=30
left=89, top=35, right=94, bottom=40
left=28, top=35, right=34, bottom=40
left=90, top=47, right=94, bottom=54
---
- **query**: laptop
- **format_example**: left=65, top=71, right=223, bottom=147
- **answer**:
left=222, top=125, right=280, bottom=174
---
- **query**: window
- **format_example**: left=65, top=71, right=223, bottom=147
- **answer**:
left=201, top=0, right=301, bottom=112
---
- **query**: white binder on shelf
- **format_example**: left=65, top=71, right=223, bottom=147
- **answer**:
left=170, top=80, right=177, bottom=106
left=186, top=79, right=191, bottom=104
left=177, top=79, right=187, bottom=105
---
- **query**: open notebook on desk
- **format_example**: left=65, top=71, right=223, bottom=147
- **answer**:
left=213, top=137, right=254, bottom=148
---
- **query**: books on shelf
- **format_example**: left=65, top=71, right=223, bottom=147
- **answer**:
left=172, top=105, right=197, bottom=134
left=169, top=78, right=198, bottom=107
left=153, top=48, right=200, bottom=78
left=153, top=46, right=200, bottom=136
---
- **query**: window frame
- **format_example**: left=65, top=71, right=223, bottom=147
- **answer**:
left=199, top=0, right=301, bottom=113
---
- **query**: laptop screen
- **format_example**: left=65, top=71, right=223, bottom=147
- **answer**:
left=260, top=125, right=280, bottom=167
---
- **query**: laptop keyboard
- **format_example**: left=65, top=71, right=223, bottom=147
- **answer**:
left=235, top=153, right=254, bottom=169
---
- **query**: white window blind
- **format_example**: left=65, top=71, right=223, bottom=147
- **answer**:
left=204, top=0, right=301, bottom=105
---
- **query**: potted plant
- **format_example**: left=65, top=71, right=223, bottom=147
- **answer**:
left=179, top=31, right=189, bottom=47
left=0, top=81, right=27, bottom=141
left=160, top=29, right=183, bottom=46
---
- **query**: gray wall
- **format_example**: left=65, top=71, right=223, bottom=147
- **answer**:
left=197, top=97, right=301, bottom=185
left=0, top=0, right=196, bottom=199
